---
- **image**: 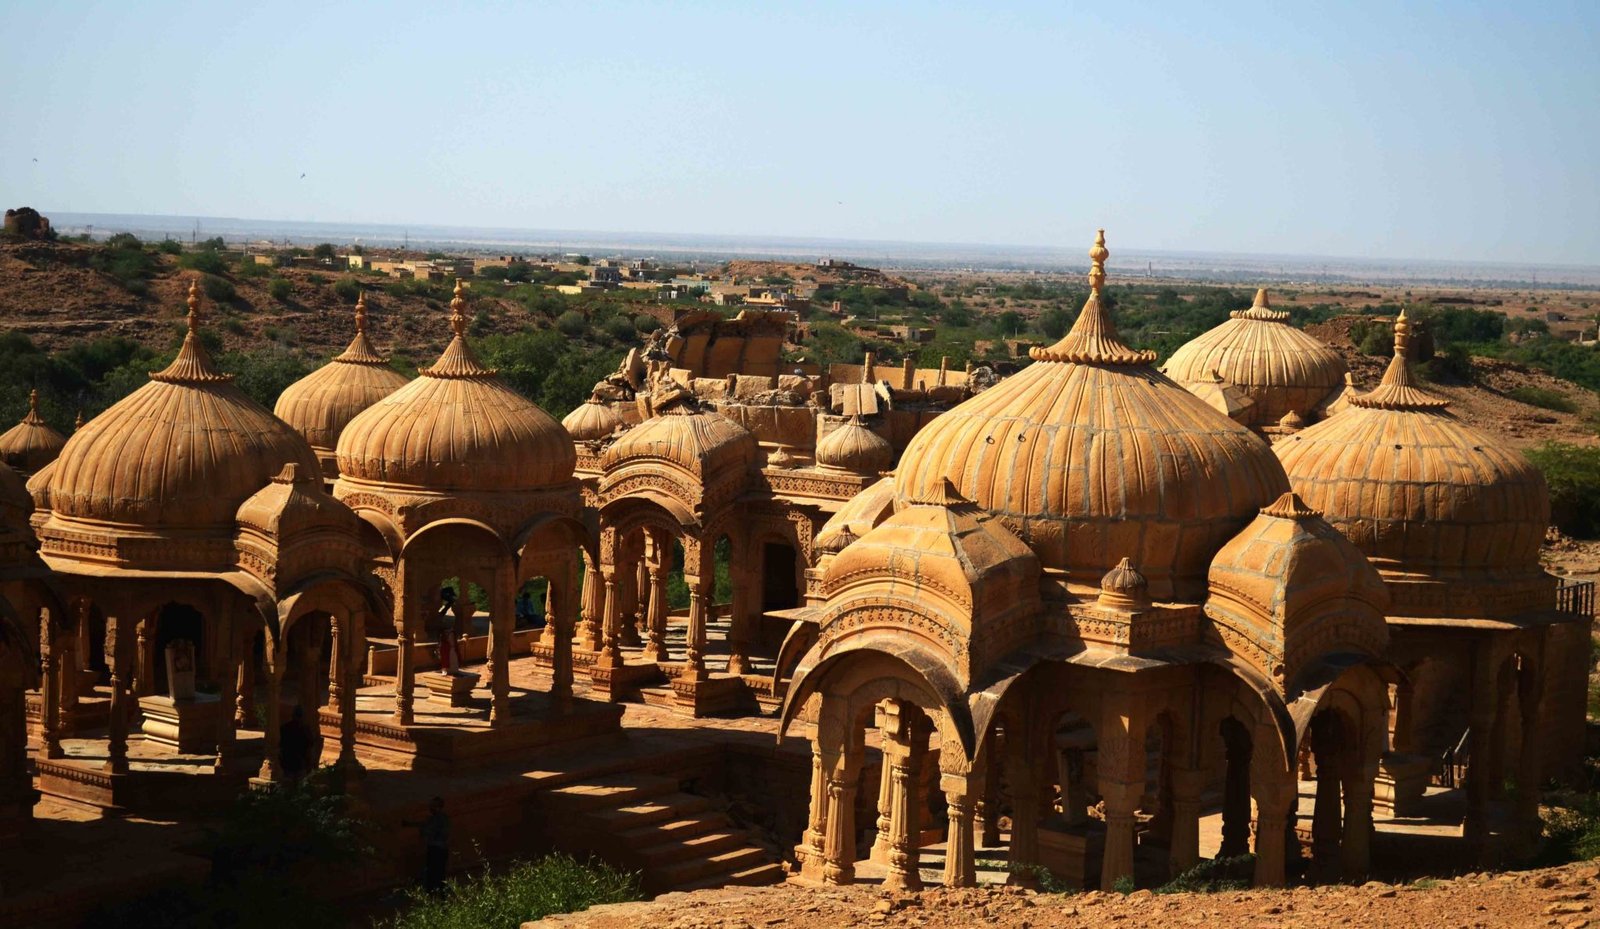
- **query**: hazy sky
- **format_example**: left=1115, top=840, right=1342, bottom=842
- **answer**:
left=3, top=1, right=1597, bottom=264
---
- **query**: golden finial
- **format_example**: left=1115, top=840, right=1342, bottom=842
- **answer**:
left=28, top=389, right=38, bottom=413
left=1088, top=229, right=1108, bottom=294
left=1393, top=308, right=1411, bottom=358
left=1253, top=288, right=1270, bottom=309
left=449, top=279, right=467, bottom=339
left=186, top=278, right=202, bottom=332
left=354, top=290, right=368, bottom=334
left=74, top=409, right=84, bottom=431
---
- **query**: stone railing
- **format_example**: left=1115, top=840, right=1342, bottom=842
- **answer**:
left=1557, top=580, right=1596, bottom=619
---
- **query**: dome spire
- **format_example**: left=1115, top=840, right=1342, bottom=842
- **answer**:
left=150, top=279, right=231, bottom=384
left=422, top=278, right=495, bottom=379
left=22, top=389, right=43, bottom=426
left=1030, top=229, right=1156, bottom=365
left=333, top=290, right=390, bottom=366
left=1235, top=287, right=1290, bottom=322
left=1350, top=308, right=1449, bottom=411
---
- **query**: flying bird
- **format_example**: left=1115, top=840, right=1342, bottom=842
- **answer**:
left=300, top=173, right=306, bottom=179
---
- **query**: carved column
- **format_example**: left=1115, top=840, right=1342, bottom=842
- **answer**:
left=869, top=704, right=897, bottom=864
left=1099, top=699, right=1145, bottom=891
left=1219, top=720, right=1254, bottom=858
left=38, top=610, right=62, bottom=759
left=1463, top=639, right=1500, bottom=850
left=579, top=558, right=603, bottom=652
left=1341, top=754, right=1377, bottom=881
left=725, top=542, right=752, bottom=676
left=1310, top=714, right=1343, bottom=880
left=394, top=580, right=417, bottom=726
left=1006, top=724, right=1042, bottom=868
left=104, top=615, right=130, bottom=775
left=1252, top=770, right=1295, bottom=888
left=296, top=623, right=324, bottom=763
left=327, top=613, right=343, bottom=716
left=1168, top=766, right=1204, bottom=874
left=338, top=611, right=363, bottom=771
left=551, top=557, right=578, bottom=705
left=797, top=736, right=833, bottom=880
left=941, top=771, right=977, bottom=888
left=620, top=551, right=644, bottom=648
left=258, top=662, right=283, bottom=783
left=884, top=723, right=924, bottom=892
left=596, top=567, right=622, bottom=669
left=681, top=576, right=709, bottom=682
left=133, top=614, right=153, bottom=697
left=235, top=643, right=254, bottom=729
left=975, top=733, right=1002, bottom=849
left=214, top=624, right=241, bottom=774
left=489, top=565, right=515, bottom=726
left=644, top=547, right=669, bottom=663
left=1513, top=648, right=1546, bottom=855
left=821, top=749, right=861, bottom=885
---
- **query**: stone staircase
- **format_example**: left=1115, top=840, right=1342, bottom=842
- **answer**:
left=540, top=773, right=784, bottom=895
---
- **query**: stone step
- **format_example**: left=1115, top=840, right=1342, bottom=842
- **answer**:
left=616, top=811, right=728, bottom=846
left=541, top=773, right=680, bottom=812
left=653, top=845, right=771, bottom=889
left=674, top=861, right=787, bottom=893
left=637, top=686, right=677, bottom=708
left=634, top=829, right=749, bottom=868
left=588, top=793, right=715, bottom=831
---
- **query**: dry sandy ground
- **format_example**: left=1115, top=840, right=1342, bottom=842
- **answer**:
left=528, top=861, right=1600, bottom=929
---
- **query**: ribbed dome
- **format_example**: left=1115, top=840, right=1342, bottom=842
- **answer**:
left=274, top=294, right=409, bottom=479
left=0, top=390, right=67, bottom=475
left=600, top=406, right=758, bottom=477
left=1165, top=289, right=1347, bottom=427
left=336, top=282, right=576, bottom=493
left=44, top=283, right=319, bottom=532
left=894, top=232, right=1290, bottom=600
left=1275, top=311, right=1549, bottom=616
left=563, top=397, right=623, bottom=442
left=815, top=415, right=893, bottom=474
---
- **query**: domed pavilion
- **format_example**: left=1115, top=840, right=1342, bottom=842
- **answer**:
left=782, top=232, right=1398, bottom=892
left=1277, top=310, right=1583, bottom=853
left=1164, top=288, right=1347, bottom=434
left=0, top=390, right=67, bottom=476
left=334, top=280, right=590, bottom=733
left=274, top=292, right=409, bottom=483
left=28, top=281, right=380, bottom=798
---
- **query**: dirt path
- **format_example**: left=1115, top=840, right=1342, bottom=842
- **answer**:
left=528, top=861, right=1600, bottom=929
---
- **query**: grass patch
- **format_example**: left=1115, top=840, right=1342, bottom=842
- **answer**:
left=1539, top=794, right=1600, bottom=864
left=377, top=853, right=640, bottom=929
left=1508, top=386, right=1578, bottom=413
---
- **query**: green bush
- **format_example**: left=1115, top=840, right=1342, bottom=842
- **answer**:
left=236, top=257, right=270, bottom=279
left=180, top=249, right=230, bottom=275
left=1507, top=386, right=1578, bottom=413
left=603, top=316, right=637, bottom=342
left=268, top=278, right=293, bottom=301
left=201, top=274, right=236, bottom=303
left=1156, top=854, right=1255, bottom=894
left=634, top=314, right=661, bottom=334
left=1526, top=442, right=1600, bottom=538
left=332, top=277, right=362, bottom=303
left=556, top=310, right=588, bottom=337
left=156, top=239, right=183, bottom=255
left=378, top=854, right=639, bottom=929
left=1419, top=343, right=1475, bottom=384
left=89, top=235, right=159, bottom=292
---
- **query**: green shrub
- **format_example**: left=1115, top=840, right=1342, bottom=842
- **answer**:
left=1507, top=386, right=1577, bottom=413
left=1419, top=344, right=1475, bottom=384
left=603, top=316, right=637, bottom=342
left=332, top=277, right=362, bottom=303
left=634, top=314, right=661, bottom=334
left=236, top=257, right=270, bottom=279
left=1526, top=442, right=1600, bottom=538
left=268, top=278, right=292, bottom=301
left=556, top=310, right=588, bottom=337
left=180, top=249, right=230, bottom=275
left=1540, top=794, right=1600, bottom=864
left=378, top=854, right=639, bottom=929
left=222, top=317, right=247, bottom=336
left=201, top=274, right=236, bottom=303
left=155, top=239, right=183, bottom=255
left=1156, top=854, right=1255, bottom=894
left=89, top=235, right=159, bottom=292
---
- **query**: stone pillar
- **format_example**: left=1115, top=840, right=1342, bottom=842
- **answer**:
left=579, top=559, right=603, bottom=651
left=726, top=548, right=752, bottom=676
left=1310, top=715, right=1343, bottom=879
left=975, top=735, right=1002, bottom=849
left=1168, top=766, right=1205, bottom=874
left=822, top=757, right=860, bottom=885
left=76, top=605, right=93, bottom=675
left=797, top=738, right=832, bottom=880
left=941, top=772, right=977, bottom=888
left=258, top=667, right=283, bottom=783
left=1463, top=642, right=1499, bottom=850
left=133, top=614, right=153, bottom=697
left=596, top=569, right=622, bottom=669
left=1101, top=780, right=1141, bottom=892
left=1341, top=757, right=1377, bottom=881
left=620, top=554, right=645, bottom=648
left=104, top=616, right=130, bottom=775
left=1219, top=721, right=1254, bottom=858
left=214, top=626, right=241, bottom=774
left=1390, top=678, right=1416, bottom=755
left=1060, top=747, right=1089, bottom=827
left=884, top=741, right=923, bottom=891
left=296, top=624, right=324, bottom=761
left=1006, top=727, right=1042, bottom=868
left=870, top=749, right=894, bottom=864
left=681, top=576, right=709, bottom=682
left=490, top=567, right=515, bottom=726
left=644, top=555, right=669, bottom=663
left=235, top=645, right=254, bottom=729
left=1099, top=699, right=1144, bottom=892
left=327, top=614, right=343, bottom=716
left=38, top=611, right=62, bottom=760
left=338, top=612, right=363, bottom=771
left=1252, top=773, right=1296, bottom=888
left=551, top=558, right=578, bottom=705
left=1513, top=654, right=1546, bottom=855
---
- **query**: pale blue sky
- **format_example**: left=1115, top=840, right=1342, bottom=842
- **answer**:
left=2, top=1, right=1596, bottom=264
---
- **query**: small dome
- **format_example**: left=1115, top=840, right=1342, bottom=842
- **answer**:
left=563, top=397, right=623, bottom=442
left=336, top=282, right=576, bottom=493
left=815, top=476, right=898, bottom=553
left=44, top=283, right=319, bottom=533
left=1098, top=557, right=1150, bottom=609
left=815, top=415, right=893, bottom=474
left=894, top=232, right=1289, bottom=600
left=0, top=390, right=67, bottom=475
left=1275, top=312, right=1549, bottom=617
left=1184, top=370, right=1255, bottom=424
left=600, top=406, right=758, bottom=479
left=1165, top=289, right=1348, bottom=427
left=274, top=294, right=410, bottom=479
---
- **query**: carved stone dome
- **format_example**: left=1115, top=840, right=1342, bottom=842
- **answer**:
left=1275, top=311, right=1551, bottom=618
left=0, top=390, right=67, bottom=475
left=274, top=293, right=409, bottom=479
left=336, top=282, right=576, bottom=493
left=562, top=397, right=623, bottom=442
left=1164, top=289, right=1348, bottom=427
left=43, top=283, right=319, bottom=533
left=815, top=415, right=893, bottom=474
left=600, top=405, right=758, bottom=479
left=894, top=232, right=1290, bottom=600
